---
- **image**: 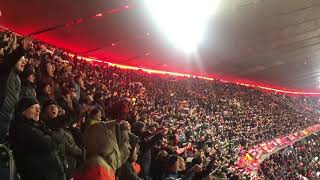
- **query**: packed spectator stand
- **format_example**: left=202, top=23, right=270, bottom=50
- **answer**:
left=0, top=30, right=319, bottom=180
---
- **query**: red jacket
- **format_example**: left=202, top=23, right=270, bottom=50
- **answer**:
left=73, top=156, right=116, bottom=180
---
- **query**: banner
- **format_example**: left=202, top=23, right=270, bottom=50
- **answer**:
left=237, top=123, right=320, bottom=173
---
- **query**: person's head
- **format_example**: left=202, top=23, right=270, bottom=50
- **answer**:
left=29, top=57, right=41, bottom=67
left=78, top=77, right=85, bottom=88
left=149, top=122, right=160, bottom=133
left=89, top=108, right=102, bottom=121
left=15, top=56, right=28, bottom=72
left=16, top=97, right=40, bottom=122
left=46, top=62, right=55, bottom=77
left=40, top=83, right=52, bottom=96
left=107, top=98, right=132, bottom=119
left=133, top=121, right=146, bottom=133
left=167, top=155, right=180, bottom=172
left=21, top=66, right=36, bottom=83
left=43, top=100, right=59, bottom=119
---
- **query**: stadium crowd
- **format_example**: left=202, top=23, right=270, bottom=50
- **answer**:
left=261, top=133, right=320, bottom=179
left=0, top=30, right=319, bottom=180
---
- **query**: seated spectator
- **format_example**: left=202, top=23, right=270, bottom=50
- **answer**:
left=9, top=97, right=65, bottom=180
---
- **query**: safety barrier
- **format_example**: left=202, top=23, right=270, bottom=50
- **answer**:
left=0, top=144, right=17, bottom=180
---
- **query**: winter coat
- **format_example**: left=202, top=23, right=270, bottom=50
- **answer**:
left=44, top=116, right=83, bottom=175
left=9, top=114, right=65, bottom=180
left=73, top=155, right=116, bottom=180
left=117, top=161, right=143, bottom=180
left=133, top=131, right=163, bottom=179
left=82, top=121, right=121, bottom=171
left=58, top=96, right=80, bottom=126
left=0, top=69, right=21, bottom=139
left=20, top=81, right=37, bottom=99
left=63, top=129, right=83, bottom=171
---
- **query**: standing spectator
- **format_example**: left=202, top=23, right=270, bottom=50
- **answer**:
left=75, top=121, right=131, bottom=180
left=133, top=121, right=165, bottom=180
left=20, top=66, right=37, bottom=99
left=42, top=99, right=83, bottom=179
left=38, top=61, right=56, bottom=96
left=9, top=97, right=65, bottom=180
left=117, top=133, right=143, bottom=180
left=0, top=37, right=31, bottom=141
left=37, top=82, right=54, bottom=105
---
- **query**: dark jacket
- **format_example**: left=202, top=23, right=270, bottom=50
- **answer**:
left=0, top=46, right=26, bottom=140
left=44, top=116, right=83, bottom=176
left=0, top=69, right=21, bottom=139
left=58, top=96, right=80, bottom=127
left=117, top=161, right=143, bottom=180
left=9, top=114, right=65, bottom=180
left=20, top=81, right=37, bottom=99
left=133, top=131, right=163, bottom=179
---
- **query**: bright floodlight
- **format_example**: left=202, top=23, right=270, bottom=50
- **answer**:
left=144, top=0, right=220, bottom=53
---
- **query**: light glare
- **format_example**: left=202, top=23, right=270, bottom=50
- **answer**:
left=145, top=0, right=220, bottom=53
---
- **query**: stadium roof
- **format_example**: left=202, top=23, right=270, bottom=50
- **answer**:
left=1, top=0, right=320, bottom=92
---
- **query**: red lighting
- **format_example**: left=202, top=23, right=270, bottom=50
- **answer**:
left=2, top=27, right=319, bottom=96
left=67, top=53, right=320, bottom=96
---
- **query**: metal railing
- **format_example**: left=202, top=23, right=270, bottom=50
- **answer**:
left=0, top=144, right=16, bottom=180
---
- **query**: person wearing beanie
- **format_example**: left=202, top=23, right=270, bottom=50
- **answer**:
left=9, top=97, right=66, bottom=180
left=42, top=99, right=83, bottom=179
left=20, top=65, right=37, bottom=99
left=0, top=37, right=31, bottom=142
left=117, top=133, right=143, bottom=180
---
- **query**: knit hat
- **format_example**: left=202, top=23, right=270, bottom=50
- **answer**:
left=5, top=46, right=27, bottom=69
left=133, top=121, right=145, bottom=132
left=167, top=155, right=179, bottom=167
left=42, top=99, right=58, bottom=111
left=20, top=66, right=35, bottom=80
left=16, top=97, right=39, bottom=114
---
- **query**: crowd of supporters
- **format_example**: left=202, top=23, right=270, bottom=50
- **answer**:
left=0, top=30, right=319, bottom=180
left=261, top=133, right=320, bottom=179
